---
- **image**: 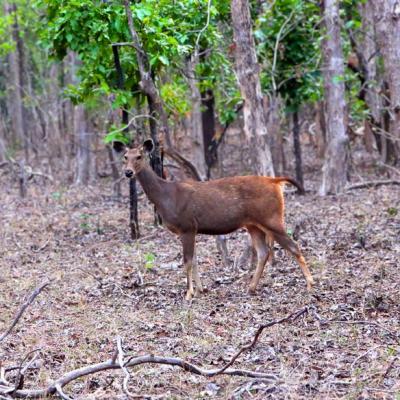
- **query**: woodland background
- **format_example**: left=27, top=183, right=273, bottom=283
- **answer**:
left=0, top=0, right=399, bottom=399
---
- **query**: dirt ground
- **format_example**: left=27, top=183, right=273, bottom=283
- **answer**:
left=0, top=157, right=399, bottom=399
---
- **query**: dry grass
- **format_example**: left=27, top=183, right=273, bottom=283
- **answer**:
left=0, top=172, right=399, bottom=399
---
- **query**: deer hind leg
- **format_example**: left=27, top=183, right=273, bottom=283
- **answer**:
left=273, top=231, right=314, bottom=291
left=193, top=248, right=204, bottom=295
left=248, top=227, right=269, bottom=294
left=181, top=233, right=196, bottom=300
left=265, top=230, right=275, bottom=266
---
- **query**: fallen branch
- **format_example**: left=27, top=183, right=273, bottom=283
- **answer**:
left=0, top=281, right=51, bottom=343
left=0, top=353, right=277, bottom=398
left=210, top=307, right=309, bottom=376
left=0, top=306, right=315, bottom=398
left=346, top=180, right=400, bottom=191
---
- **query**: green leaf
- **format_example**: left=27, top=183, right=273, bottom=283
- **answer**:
left=158, top=55, right=170, bottom=66
left=104, top=131, right=130, bottom=145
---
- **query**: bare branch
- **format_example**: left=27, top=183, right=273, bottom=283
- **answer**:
left=0, top=281, right=51, bottom=343
left=210, top=306, right=309, bottom=376
left=346, top=180, right=400, bottom=191
left=116, top=336, right=135, bottom=398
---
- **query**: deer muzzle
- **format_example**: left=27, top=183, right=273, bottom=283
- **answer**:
left=125, top=169, right=134, bottom=178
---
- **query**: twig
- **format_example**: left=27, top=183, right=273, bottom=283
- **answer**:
left=209, top=306, right=309, bottom=376
left=310, top=307, right=399, bottom=344
left=381, top=356, right=398, bottom=381
left=194, top=0, right=212, bottom=56
left=10, top=351, right=40, bottom=395
left=0, top=281, right=51, bottom=343
left=55, top=383, right=73, bottom=400
left=378, top=162, right=400, bottom=177
left=346, top=180, right=400, bottom=191
left=117, top=337, right=135, bottom=398
left=31, top=239, right=50, bottom=253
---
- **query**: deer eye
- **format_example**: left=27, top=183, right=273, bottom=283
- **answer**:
left=124, top=156, right=128, bottom=161
left=136, top=155, right=142, bottom=160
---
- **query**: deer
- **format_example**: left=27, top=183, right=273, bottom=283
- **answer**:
left=124, top=139, right=314, bottom=300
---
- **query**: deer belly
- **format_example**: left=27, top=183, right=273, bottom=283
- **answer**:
left=196, top=219, right=241, bottom=235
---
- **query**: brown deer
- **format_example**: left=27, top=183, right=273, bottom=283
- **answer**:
left=124, top=139, right=314, bottom=300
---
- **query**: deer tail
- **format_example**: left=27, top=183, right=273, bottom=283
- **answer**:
left=271, top=177, right=305, bottom=195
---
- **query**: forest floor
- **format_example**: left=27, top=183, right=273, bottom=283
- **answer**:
left=0, top=156, right=400, bottom=399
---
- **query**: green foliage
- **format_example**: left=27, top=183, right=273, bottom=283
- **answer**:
left=255, top=0, right=322, bottom=111
left=144, top=252, right=156, bottom=269
left=33, top=0, right=238, bottom=142
left=104, top=128, right=131, bottom=146
left=387, top=207, right=398, bottom=217
left=0, top=13, right=15, bottom=56
left=160, top=81, right=190, bottom=115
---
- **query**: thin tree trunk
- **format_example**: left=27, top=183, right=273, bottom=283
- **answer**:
left=5, top=3, right=25, bottom=157
left=371, top=0, right=400, bottom=164
left=346, top=2, right=386, bottom=155
left=266, top=95, right=284, bottom=175
left=319, top=0, right=349, bottom=195
left=231, top=0, right=274, bottom=176
left=292, top=110, right=304, bottom=189
left=0, top=135, right=6, bottom=164
left=201, top=89, right=217, bottom=178
left=112, top=45, right=139, bottom=238
left=74, top=105, right=91, bottom=185
left=187, top=54, right=207, bottom=180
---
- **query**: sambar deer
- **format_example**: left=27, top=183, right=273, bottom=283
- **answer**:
left=124, top=139, right=314, bottom=300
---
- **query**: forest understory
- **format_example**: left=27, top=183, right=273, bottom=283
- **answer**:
left=1, top=147, right=399, bottom=400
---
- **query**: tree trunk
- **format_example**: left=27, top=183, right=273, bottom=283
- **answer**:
left=292, top=110, right=304, bottom=189
left=112, top=45, right=139, bottom=238
left=371, top=0, right=400, bottom=164
left=265, top=95, right=284, bottom=174
left=187, top=54, right=207, bottom=180
left=5, top=3, right=25, bottom=157
left=319, top=0, right=349, bottom=195
left=231, top=0, right=274, bottom=176
left=201, top=89, right=217, bottom=178
left=74, top=105, right=92, bottom=185
left=0, top=135, right=6, bottom=164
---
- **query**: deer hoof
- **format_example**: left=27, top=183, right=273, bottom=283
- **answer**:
left=306, top=278, right=314, bottom=291
left=248, top=286, right=257, bottom=295
left=195, top=286, right=204, bottom=296
left=185, top=289, right=195, bottom=301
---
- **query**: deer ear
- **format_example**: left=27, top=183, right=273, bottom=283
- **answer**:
left=112, top=141, right=126, bottom=153
left=143, top=139, right=154, bottom=153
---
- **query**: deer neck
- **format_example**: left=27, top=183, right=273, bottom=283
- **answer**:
left=136, top=164, right=168, bottom=209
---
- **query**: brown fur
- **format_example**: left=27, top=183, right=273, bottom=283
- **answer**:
left=124, top=141, right=314, bottom=300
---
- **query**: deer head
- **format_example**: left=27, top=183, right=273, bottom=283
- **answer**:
left=124, top=139, right=154, bottom=178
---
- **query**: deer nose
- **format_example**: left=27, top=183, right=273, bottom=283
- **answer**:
left=125, top=169, right=133, bottom=178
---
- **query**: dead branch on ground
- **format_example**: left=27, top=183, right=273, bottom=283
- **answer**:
left=346, top=179, right=400, bottom=191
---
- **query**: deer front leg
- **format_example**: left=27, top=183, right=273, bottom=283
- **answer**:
left=181, top=233, right=196, bottom=300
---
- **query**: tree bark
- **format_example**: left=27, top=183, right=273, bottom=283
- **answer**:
left=371, top=0, right=400, bottom=164
left=319, top=0, right=349, bottom=195
left=231, top=0, right=274, bottom=176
